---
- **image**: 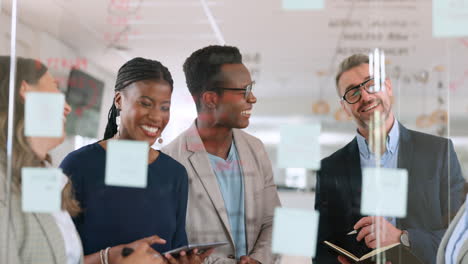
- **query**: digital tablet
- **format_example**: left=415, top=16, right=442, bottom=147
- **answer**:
left=163, top=241, right=229, bottom=256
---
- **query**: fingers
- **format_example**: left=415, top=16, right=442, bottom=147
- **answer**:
left=366, top=234, right=378, bottom=249
left=144, top=235, right=167, bottom=245
left=356, top=225, right=373, bottom=241
left=164, top=253, right=179, bottom=264
left=239, top=256, right=250, bottom=264
left=337, top=255, right=351, bottom=264
left=179, top=250, right=189, bottom=264
left=120, top=243, right=165, bottom=264
left=354, top=216, right=373, bottom=230
left=198, top=248, right=214, bottom=259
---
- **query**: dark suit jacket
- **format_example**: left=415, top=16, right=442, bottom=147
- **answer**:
left=314, top=123, right=465, bottom=264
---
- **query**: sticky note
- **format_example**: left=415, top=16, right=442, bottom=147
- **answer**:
left=278, top=124, right=321, bottom=170
left=22, top=168, right=62, bottom=213
left=25, top=92, right=64, bottom=137
left=433, top=0, right=468, bottom=37
left=361, top=168, right=408, bottom=218
left=282, top=0, right=324, bottom=10
left=272, top=207, right=319, bottom=257
left=105, top=140, right=149, bottom=188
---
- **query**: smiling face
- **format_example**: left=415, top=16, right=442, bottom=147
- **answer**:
left=213, top=63, right=256, bottom=129
left=338, top=63, right=394, bottom=133
left=115, top=80, right=172, bottom=145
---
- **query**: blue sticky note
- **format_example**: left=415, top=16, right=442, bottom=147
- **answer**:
left=361, top=168, right=408, bottom=218
left=105, top=140, right=149, bottom=188
left=272, top=207, right=319, bottom=257
left=278, top=124, right=321, bottom=170
left=22, top=168, right=62, bottom=213
left=282, top=0, right=324, bottom=10
left=433, top=0, right=468, bottom=37
left=25, top=92, right=64, bottom=137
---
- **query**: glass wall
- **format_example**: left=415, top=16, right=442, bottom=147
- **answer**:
left=1, top=0, right=467, bottom=263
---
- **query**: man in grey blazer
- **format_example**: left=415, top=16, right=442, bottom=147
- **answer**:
left=314, top=54, right=465, bottom=264
left=163, top=45, right=281, bottom=264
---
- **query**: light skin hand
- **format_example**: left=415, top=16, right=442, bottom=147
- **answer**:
left=338, top=256, right=391, bottom=264
left=165, top=248, right=214, bottom=264
left=238, top=256, right=260, bottom=264
left=354, top=216, right=401, bottom=249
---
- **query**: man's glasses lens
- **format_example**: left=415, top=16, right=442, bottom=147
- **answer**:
left=343, top=79, right=375, bottom=104
left=245, top=83, right=253, bottom=98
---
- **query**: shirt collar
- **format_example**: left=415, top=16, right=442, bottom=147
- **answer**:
left=356, top=119, right=400, bottom=158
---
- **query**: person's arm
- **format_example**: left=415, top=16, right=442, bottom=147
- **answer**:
left=406, top=139, right=464, bottom=264
left=247, top=143, right=281, bottom=264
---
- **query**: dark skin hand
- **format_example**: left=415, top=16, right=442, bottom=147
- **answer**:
left=84, top=235, right=167, bottom=264
left=238, top=256, right=260, bottom=264
left=164, top=248, right=214, bottom=264
left=119, top=239, right=168, bottom=264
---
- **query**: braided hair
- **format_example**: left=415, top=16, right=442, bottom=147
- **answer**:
left=103, top=57, right=174, bottom=140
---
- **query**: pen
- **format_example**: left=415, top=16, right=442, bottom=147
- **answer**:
left=347, top=230, right=358, bottom=235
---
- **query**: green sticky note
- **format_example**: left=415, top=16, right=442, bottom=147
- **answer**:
left=272, top=207, right=319, bottom=257
left=25, top=92, right=64, bottom=137
left=278, top=123, right=321, bottom=169
left=22, top=168, right=62, bottom=213
left=433, top=0, right=468, bottom=37
left=361, top=168, right=408, bottom=217
left=282, top=0, right=324, bottom=10
left=105, top=140, right=149, bottom=188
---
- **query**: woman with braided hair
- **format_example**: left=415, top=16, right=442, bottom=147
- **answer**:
left=60, top=57, right=211, bottom=264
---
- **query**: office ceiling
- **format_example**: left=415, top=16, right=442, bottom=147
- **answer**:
left=2, top=0, right=468, bottom=139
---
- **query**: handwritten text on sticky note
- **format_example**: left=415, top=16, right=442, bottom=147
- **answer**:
left=105, top=140, right=149, bottom=188
left=22, top=167, right=62, bottom=213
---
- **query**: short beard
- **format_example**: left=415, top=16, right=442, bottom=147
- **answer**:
left=355, top=100, right=391, bottom=132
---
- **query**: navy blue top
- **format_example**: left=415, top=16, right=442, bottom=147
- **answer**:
left=60, top=142, right=189, bottom=255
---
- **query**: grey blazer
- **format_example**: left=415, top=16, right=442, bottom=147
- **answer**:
left=437, top=204, right=468, bottom=264
left=0, top=168, right=84, bottom=264
left=163, top=121, right=281, bottom=264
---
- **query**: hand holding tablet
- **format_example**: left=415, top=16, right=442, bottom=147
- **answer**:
left=163, top=241, right=228, bottom=257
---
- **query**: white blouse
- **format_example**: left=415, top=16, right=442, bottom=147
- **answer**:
left=51, top=174, right=82, bottom=264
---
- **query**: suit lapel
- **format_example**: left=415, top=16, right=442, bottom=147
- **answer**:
left=396, top=124, right=414, bottom=228
left=185, top=123, right=234, bottom=244
left=33, top=213, right=66, bottom=264
left=347, top=138, right=363, bottom=221
left=232, top=129, right=256, bottom=252
left=397, top=124, right=414, bottom=173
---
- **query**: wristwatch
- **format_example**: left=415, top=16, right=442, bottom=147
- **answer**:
left=400, top=230, right=410, bottom=247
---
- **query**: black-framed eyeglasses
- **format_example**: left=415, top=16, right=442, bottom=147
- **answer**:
left=218, top=81, right=255, bottom=99
left=341, top=78, right=376, bottom=104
